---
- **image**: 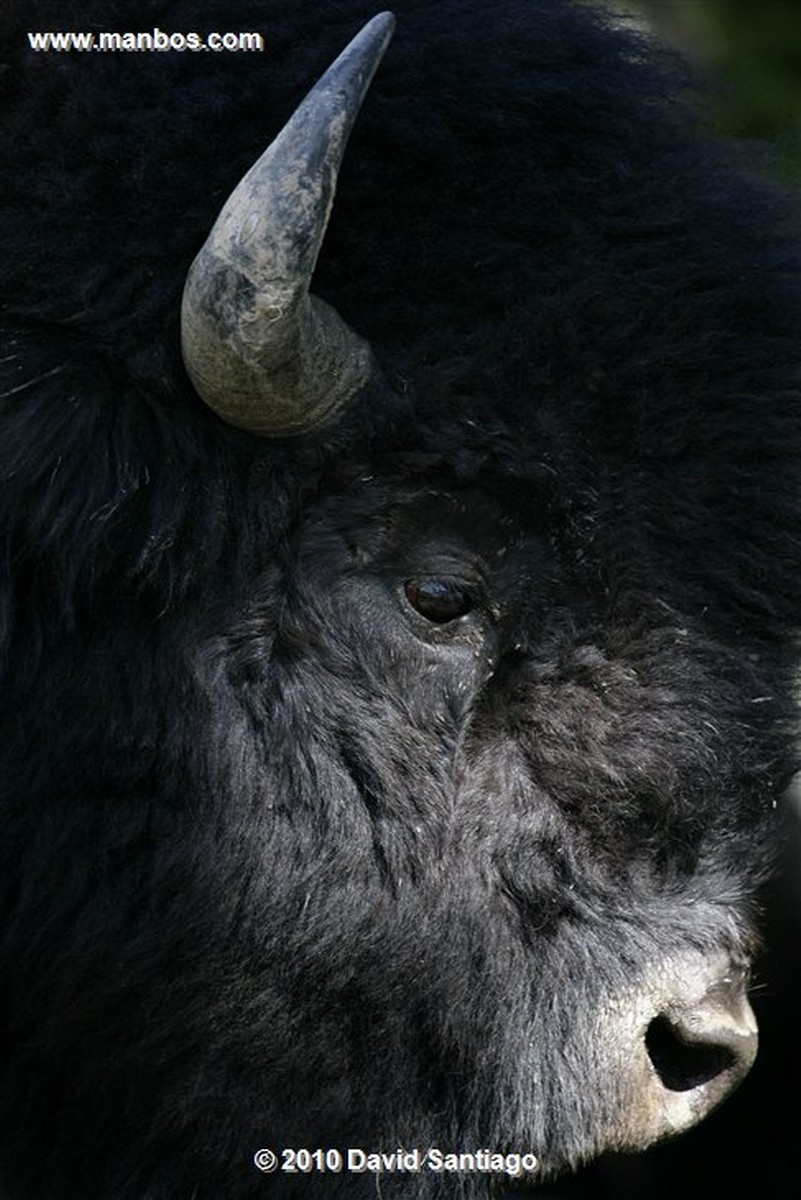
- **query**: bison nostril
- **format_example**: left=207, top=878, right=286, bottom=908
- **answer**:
left=608, top=956, right=758, bottom=1151
left=645, top=1015, right=737, bottom=1092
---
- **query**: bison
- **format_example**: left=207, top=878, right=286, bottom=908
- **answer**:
left=1, top=1, right=799, bottom=1197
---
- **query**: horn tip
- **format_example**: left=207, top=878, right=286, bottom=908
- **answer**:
left=360, top=12, right=397, bottom=55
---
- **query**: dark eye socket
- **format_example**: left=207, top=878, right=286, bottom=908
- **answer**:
left=403, top=577, right=475, bottom=624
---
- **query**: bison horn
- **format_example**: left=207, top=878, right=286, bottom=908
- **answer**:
left=181, top=13, right=395, bottom=435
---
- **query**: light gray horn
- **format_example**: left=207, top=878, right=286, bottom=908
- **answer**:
left=181, top=12, right=395, bottom=435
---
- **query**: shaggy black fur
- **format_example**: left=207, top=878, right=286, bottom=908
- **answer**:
left=1, top=1, right=799, bottom=1198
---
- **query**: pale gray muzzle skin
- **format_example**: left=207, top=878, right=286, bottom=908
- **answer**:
left=592, top=950, right=757, bottom=1155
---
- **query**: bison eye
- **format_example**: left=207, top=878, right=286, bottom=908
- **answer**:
left=403, top=577, right=475, bottom=624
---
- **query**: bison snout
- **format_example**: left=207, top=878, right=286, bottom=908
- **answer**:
left=602, top=951, right=757, bottom=1152
left=645, top=975, right=757, bottom=1101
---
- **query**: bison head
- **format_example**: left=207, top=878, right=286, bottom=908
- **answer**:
left=172, top=9, right=775, bottom=1182
left=1, top=4, right=798, bottom=1199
